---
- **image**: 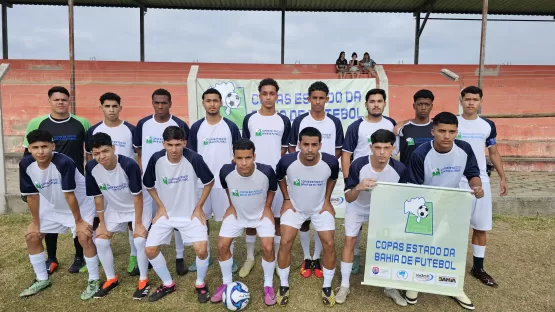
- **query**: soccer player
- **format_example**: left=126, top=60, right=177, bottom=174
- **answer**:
left=242, top=78, right=291, bottom=277
left=341, top=88, right=396, bottom=274
left=406, top=112, right=484, bottom=310
left=336, top=129, right=408, bottom=306
left=211, top=139, right=278, bottom=306
left=19, top=130, right=99, bottom=299
left=187, top=88, right=241, bottom=273
left=133, top=88, right=190, bottom=276
left=23, top=86, right=91, bottom=275
left=457, top=86, right=508, bottom=287
left=85, top=133, right=152, bottom=299
left=143, top=126, right=214, bottom=303
left=85, top=92, right=140, bottom=276
left=288, top=81, right=344, bottom=279
left=276, top=127, right=340, bottom=307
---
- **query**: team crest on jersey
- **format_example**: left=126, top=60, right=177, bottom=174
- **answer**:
left=145, top=136, right=162, bottom=144
left=456, top=132, right=462, bottom=139
left=291, top=178, right=323, bottom=187
left=367, top=134, right=372, bottom=143
left=231, top=189, right=240, bottom=197
left=162, top=175, right=189, bottom=185
left=404, top=197, right=433, bottom=235
left=208, top=81, right=247, bottom=128
left=292, top=178, right=301, bottom=187
left=98, top=183, right=128, bottom=191
left=432, top=168, right=441, bottom=176
left=255, top=129, right=262, bottom=136
left=34, top=179, right=59, bottom=190
left=99, top=183, right=108, bottom=191
left=203, top=138, right=209, bottom=145
left=406, top=137, right=414, bottom=146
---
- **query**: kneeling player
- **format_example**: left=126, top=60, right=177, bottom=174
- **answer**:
left=85, top=133, right=152, bottom=299
left=336, top=129, right=408, bottom=306
left=275, top=127, right=340, bottom=307
left=19, top=130, right=99, bottom=299
left=142, top=126, right=215, bottom=303
left=211, top=139, right=278, bottom=305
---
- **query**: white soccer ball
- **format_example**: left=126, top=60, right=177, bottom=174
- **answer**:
left=225, top=92, right=241, bottom=109
left=222, top=281, right=250, bottom=311
left=417, top=205, right=429, bottom=219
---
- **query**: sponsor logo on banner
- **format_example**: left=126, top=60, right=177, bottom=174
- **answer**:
left=370, top=266, right=391, bottom=279
left=413, top=272, right=435, bottom=284
left=394, top=269, right=412, bottom=281
left=404, top=197, right=434, bottom=235
left=436, top=275, right=458, bottom=287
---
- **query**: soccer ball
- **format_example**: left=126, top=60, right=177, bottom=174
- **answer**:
left=223, top=281, right=250, bottom=311
left=417, top=205, right=429, bottom=218
left=225, top=92, right=241, bottom=109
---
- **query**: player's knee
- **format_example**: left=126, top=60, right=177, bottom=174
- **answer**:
left=25, top=231, right=42, bottom=246
left=96, top=233, right=112, bottom=240
left=197, top=247, right=208, bottom=260
left=344, top=236, right=357, bottom=248
left=77, top=233, right=93, bottom=248
left=321, top=237, right=335, bottom=251
left=261, top=241, right=273, bottom=257
left=145, top=246, right=159, bottom=259
left=134, top=236, right=146, bottom=250
left=217, top=240, right=230, bottom=255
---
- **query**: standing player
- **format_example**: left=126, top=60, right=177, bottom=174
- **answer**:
left=143, top=126, right=214, bottom=303
left=19, top=130, right=99, bottom=299
left=85, top=133, right=152, bottom=299
left=211, top=139, right=278, bottom=305
left=241, top=78, right=291, bottom=277
left=288, top=81, right=344, bottom=279
left=23, top=86, right=91, bottom=275
left=276, top=127, right=340, bottom=307
left=336, top=129, right=407, bottom=306
left=85, top=92, right=140, bottom=276
left=187, top=88, right=241, bottom=273
left=133, top=89, right=190, bottom=275
left=406, top=112, right=484, bottom=310
left=457, top=86, right=508, bottom=287
left=340, top=88, right=396, bottom=274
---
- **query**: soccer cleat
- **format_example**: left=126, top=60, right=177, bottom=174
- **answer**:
left=127, top=256, right=139, bottom=276
left=132, top=279, right=150, bottom=300
left=69, top=256, right=86, bottom=274
left=384, top=288, right=407, bottom=306
left=351, top=255, right=360, bottom=274
left=80, top=280, right=100, bottom=300
left=148, top=282, right=176, bottom=302
left=299, top=259, right=312, bottom=278
left=334, top=286, right=350, bottom=304
left=93, top=276, right=119, bottom=298
left=276, top=286, right=290, bottom=306
left=321, top=287, right=336, bottom=307
left=195, top=284, right=211, bottom=303
left=263, top=286, right=276, bottom=306
left=188, top=257, right=214, bottom=272
left=471, top=268, right=498, bottom=287
left=405, top=290, right=418, bottom=305
left=210, top=284, right=226, bottom=303
left=239, top=259, right=255, bottom=278
left=312, top=259, right=323, bottom=278
left=452, top=293, right=475, bottom=310
left=19, top=279, right=51, bottom=297
left=45, top=258, right=59, bottom=275
left=175, top=258, right=188, bottom=276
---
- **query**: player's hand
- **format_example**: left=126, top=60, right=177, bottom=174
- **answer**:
left=153, top=206, right=169, bottom=224
left=192, top=205, right=207, bottom=226
left=471, top=185, right=484, bottom=199
left=133, top=222, right=148, bottom=238
left=393, top=119, right=410, bottom=135
left=319, top=200, right=336, bottom=217
left=76, top=219, right=93, bottom=238
left=223, top=205, right=238, bottom=220
left=499, top=178, right=508, bottom=196
left=95, top=223, right=109, bottom=238
left=280, top=199, right=296, bottom=216
left=261, top=206, right=275, bottom=225
left=356, top=178, right=377, bottom=191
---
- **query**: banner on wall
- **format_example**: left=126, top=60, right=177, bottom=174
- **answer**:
left=362, top=182, right=473, bottom=297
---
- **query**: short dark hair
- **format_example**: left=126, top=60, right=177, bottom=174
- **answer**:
left=308, top=81, right=329, bottom=96
left=413, top=89, right=434, bottom=102
left=370, top=129, right=396, bottom=145
left=432, top=112, right=458, bottom=127
left=461, top=86, right=483, bottom=99
left=258, top=78, right=279, bottom=93
left=163, top=126, right=186, bottom=141
left=48, top=86, right=70, bottom=98
left=99, top=92, right=121, bottom=105
left=202, top=88, right=222, bottom=101
left=365, top=88, right=387, bottom=102
left=90, top=132, right=113, bottom=149
left=27, top=130, right=53, bottom=145
left=233, top=138, right=256, bottom=154
left=299, top=126, right=322, bottom=143
left=152, top=88, right=172, bottom=102
left=352, top=52, right=357, bottom=58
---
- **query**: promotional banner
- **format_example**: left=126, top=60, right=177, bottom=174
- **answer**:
left=362, top=182, right=473, bottom=297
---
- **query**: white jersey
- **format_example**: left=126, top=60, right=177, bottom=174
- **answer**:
left=85, top=155, right=143, bottom=214
left=242, top=111, right=291, bottom=169
left=457, top=115, right=497, bottom=183
left=85, top=121, right=136, bottom=158
left=289, top=112, right=344, bottom=156
left=143, top=149, right=214, bottom=219
left=219, top=163, right=278, bottom=221
left=187, top=117, right=241, bottom=188
left=276, top=152, right=339, bottom=214
left=342, top=116, right=397, bottom=160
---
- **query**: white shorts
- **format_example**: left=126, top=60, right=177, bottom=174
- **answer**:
left=197, top=188, right=229, bottom=222
left=105, top=209, right=153, bottom=233
left=39, top=209, right=95, bottom=238
left=344, top=207, right=369, bottom=237
left=280, top=209, right=335, bottom=232
left=459, top=181, right=493, bottom=231
left=271, top=190, right=284, bottom=218
left=219, top=215, right=275, bottom=238
left=146, top=217, right=208, bottom=247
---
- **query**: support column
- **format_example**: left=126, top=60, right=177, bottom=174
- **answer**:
left=414, top=13, right=420, bottom=64
left=2, top=4, right=7, bottom=59
left=140, top=6, right=145, bottom=62
left=281, top=10, right=285, bottom=64
left=477, top=0, right=488, bottom=114
left=68, top=0, right=76, bottom=114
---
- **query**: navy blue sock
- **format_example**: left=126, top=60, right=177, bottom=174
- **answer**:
left=473, top=256, right=484, bottom=271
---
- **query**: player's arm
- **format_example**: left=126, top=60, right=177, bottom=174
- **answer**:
left=393, top=119, right=410, bottom=136
left=27, top=194, right=40, bottom=227
left=341, top=151, right=352, bottom=178
left=335, top=148, right=342, bottom=159
left=85, top=162, right=106, bottom=235
left=263, top=166, right=278, bottom=222
left=20, top=159, right=40, bottom=222
left=341, top=123, right=357, bottom=179
left=488, top=145, right=508, bottom=195
left=287, top=118, right=300, bottom=154
left=133, top=120, right=143, bottom=171
left=321, top=155, right=339, bottom=216
left=147, top=188, right=167, bottom=220
left=194, top=179, right=214, bottom=225
left=464, top=145, right=484, bottom=199
left=93, top=196, right=108, bottom=236
left=135, top=147, right=143, bottom=172
left=191, top=153, right=215, bottom=225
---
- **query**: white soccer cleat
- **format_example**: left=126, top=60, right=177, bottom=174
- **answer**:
left=334, top=286, right=350, bottom=304
left=405, top=290, right=418, bottom=304
left=384, top=288, right=407, bottom=306
left=239, top=259, right=255, bottom=278
left=452, top=292, right=475, bottom=310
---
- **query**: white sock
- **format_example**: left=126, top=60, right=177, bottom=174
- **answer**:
left=340, top=261, right=353, bottom=288
left=134, top=237, right=149, bottom=280
left=278, top=266, right=290, bottom=287
left=29, top=252, right=48, bottom=281
left=354, top=232, right=361, bottom=256
left=246, top=235, right=256, bottom=261
left=323, top=267, right=335, bottom=288
left=150, top=253, right=173, bottom=286
left=84, top=255, right=100, bottom=281
left=95, top=238, right=116, bottom=280
left=274, top=236, right=281, bottom=257
left=313, top=232, right=322, bottom=260
left=472, top=244, right=486, bottom=258
left=219, top=258, right=233, bottom=285
left=196, top=256, right=209, bottom=286
left=129, top=229, right=137, bottom=256
left=299, top=230, right=311, bottom=260
left=262, top=259, right=275, bottom=287
left=174, top=231, right=184, bottom=259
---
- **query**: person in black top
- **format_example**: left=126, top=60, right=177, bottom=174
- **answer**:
left=335, top=51, right=348, bottom=79
left=348, top=52, right=360, bottom=79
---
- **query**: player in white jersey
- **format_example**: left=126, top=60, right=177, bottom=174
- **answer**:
left=211, top=139, right=279, bottom=306
left=187, top=88, right=241, bottom=273
left=341, top=88, right=396, bottom=274
left=336, top=129, right=408, bottom=306
left=406, top=112, right=484, bottom=311
left=457, top=86, right=508, bottom=287
left=19, top=130, right=99, bottom=299
left=276, top=127, right=340, bottom=307
left=143, top=126, right=215, bottom=303
left=85, top=92, right=140, bottom=276
left=133, top=88, right=190, bottom=276
left=85, top=133, right=152, bottom=300
left=241, top=78, right=291, bottom=277
left=288, top=81, right=344, bottom=279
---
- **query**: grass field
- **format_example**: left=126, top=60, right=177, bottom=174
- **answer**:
left=0, top=214, right=553, bottom=312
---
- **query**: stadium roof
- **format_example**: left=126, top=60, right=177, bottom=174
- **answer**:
left=7, top=0, right=555, bottom=16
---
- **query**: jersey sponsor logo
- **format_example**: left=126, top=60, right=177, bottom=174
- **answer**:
left=53, top=135, right=77, bottom=141
left=404, top=197, right=433, bottom=235
left=112, top=140, right=128, bottom=148
left=162, top=175, right=189, bottom=185
left=414, top=272, right=435, bottom=284
left=456, top=132, right=462, bottom=139
left=367, top=134, right=372, bottom=143
left=145, top=136, right=162, bottom=144
left=322, top=133, right=333, bottom=140
left=202, top=137, right=228, bottom=145
left=437, top=275, right=457, bottom=286
left=34, top=179, right=60, bottom=189
left=231, top=189, right=264, bottom=197
left=432, top=168, right=441, bottom=176
left=99, top=183, right=129, bottom=191
left=458, top=132, right=486, bottom=140
left=406, top=137, right=414, bottom=146
left=292, top=178, right=324, bottom=187
left=255, top=128, right=282, bottom=137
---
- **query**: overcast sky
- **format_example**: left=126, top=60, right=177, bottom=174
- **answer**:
left=3, top=5, right=555, bottom=65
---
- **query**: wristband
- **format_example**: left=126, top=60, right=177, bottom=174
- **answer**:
left=96, top=209, right=105, bottom=213
left=284, top=198, right=290, bottom=201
